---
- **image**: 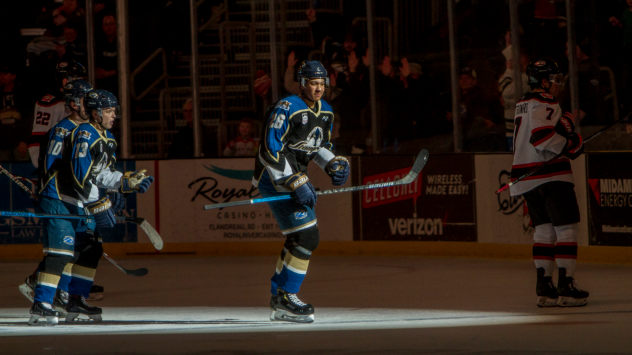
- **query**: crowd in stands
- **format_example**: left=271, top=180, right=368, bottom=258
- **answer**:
left=2, top=0, right=632, bottom=161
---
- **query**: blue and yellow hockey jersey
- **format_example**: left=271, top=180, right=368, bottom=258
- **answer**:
left=69, top=123, right=122, bottom=204
left=253, top=95, right=335, bottom=191
left=39, top=117, right=81, bottom=202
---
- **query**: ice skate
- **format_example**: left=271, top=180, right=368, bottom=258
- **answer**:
left=65, top=294, right=103, bottom=322
left=18, top=270, right=38, bottom=302
left=557, top=268, right=589, bottom=307
left=536, top=267, right=558, bottom=307
left=87, top=284, right=104, bottom=301
left=270, top=289, right=314, bottom=323
left=28, top=302, right=59, bottom=326
left=52, top=289, right=69, bottom=316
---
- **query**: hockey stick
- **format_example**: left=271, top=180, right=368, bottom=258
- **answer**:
left=496, top=113, right=631, bottom=195
left=0, top=164, right=38, bottom=200
left=102, top=252, right=148, bottom=277
left=0, top=211, right=164, bottom=251
left=0, top=170, right=164, bottom=250
left=203, top=149, right=429, bottom=210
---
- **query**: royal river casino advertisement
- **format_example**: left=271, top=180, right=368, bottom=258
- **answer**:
left=587, top=153, right=632, bottom=246
left=354, top=154, right=476, bottom=241
left=155, top=158, right=353, bottom=243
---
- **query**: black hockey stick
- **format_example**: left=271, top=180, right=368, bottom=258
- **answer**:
left=496, top=113, right=631, bottom=195
left=203, top=149, right=429, bottom=210
left=102, top=252, right=148, bottom=277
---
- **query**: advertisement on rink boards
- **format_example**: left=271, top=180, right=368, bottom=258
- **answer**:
left=587, top=153, right=632, bottom=246
left=0, top=162, right=139, bottom=245
left=355, top=154, right=476, bottom=241
left=146, top=158, right=353, bottom=243
left=475, top=154, right=589, bottom=246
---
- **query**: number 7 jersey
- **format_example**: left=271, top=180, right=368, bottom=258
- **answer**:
left=510, top=92, right=573, bottom=196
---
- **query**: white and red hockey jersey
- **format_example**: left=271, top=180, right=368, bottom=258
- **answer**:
left=28, top=92, right=69, bottom=168
left=510, top=91, right=573, bottom=196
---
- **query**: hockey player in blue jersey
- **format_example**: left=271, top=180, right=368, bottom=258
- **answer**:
left=27, top=79, right=95, bottom=325
left=62, top=89, right=153, bottom=321
left=253, top=61, right=350, bottom=323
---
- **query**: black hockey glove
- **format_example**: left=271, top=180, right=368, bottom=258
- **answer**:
left=555, top=112, right=576, bottom=137
left=86, top=197, right=116, bottom=228
left=120, top=170, right=154, bottom=193
left=108, top=191, right=126, bottom=214
left=284, top=172, right=317, bottom=208
left=564, top=132, right=584, bottom=160
left=326, top=156, right=350, bottom=186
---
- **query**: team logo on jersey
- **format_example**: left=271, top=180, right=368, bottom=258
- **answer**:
left=63, top=236, right=75, bottom=245
left=302, top=113, right=308, bottom=124
left=54, top=127, right=69, bottom=138
left=288, top=127, right=323, bottom=154
left=293, top=211, right=308, bottom=220
left=41, top=94, right=54, bottom=103
left=78, top=130, right=92, bottom=140
left=275, top=100, right=291, bottom=111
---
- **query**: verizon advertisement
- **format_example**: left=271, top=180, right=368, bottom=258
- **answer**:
left=587, top=153, right=632, bottom=246
left=476, top=154, right=589, bottom=246
left=356, top=155, right=476, bottom=241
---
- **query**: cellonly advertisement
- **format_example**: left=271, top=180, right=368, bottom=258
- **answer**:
left=355, top=154, right=476, bottom=241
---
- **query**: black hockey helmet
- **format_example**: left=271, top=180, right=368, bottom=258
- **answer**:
left=297, top=60, right=329, bottom=88
left=64, top=79, right=93, bottom=107
left=55, top=60, right=87, bottom=83
left=85, top=89, right=120, bottom=119
left=526, top=57, right=563, bottom=89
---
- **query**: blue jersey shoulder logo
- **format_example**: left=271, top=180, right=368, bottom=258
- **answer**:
left=275, top=100, right=291, bottom=111
left=78, top=130, right=92, bottom=140
left=54, top=127, right=69, bottom=138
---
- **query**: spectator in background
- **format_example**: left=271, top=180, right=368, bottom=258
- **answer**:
left=223, top=118, right=259, bottom=157
left=284, top=51, right=301, bottom=96
left=445, top=67, right=505, bottom=152
left=59, top=21, right=87, bottom=65
left=0, top=64, right=31, bottom=162
left=499, top=31, right=530, bottom=151
left=95, top=13, right=118, bottom=95
left=398, top=57, right=442, bottom=140
left=559, top=41, right=601, bottom=125
left=609, top=0, right=632, bottom=109
left=169, top=98, right=216, bottom=159
left=37, top=0, right=86, bottom=38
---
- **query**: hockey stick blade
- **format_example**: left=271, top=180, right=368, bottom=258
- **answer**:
left=134, top=218, right=163, bottom=251
left=102, top=252, right=148, bottom=277
left=203, top=149, right=429, bottom=210
left=495, top=112, right=631, bottom=195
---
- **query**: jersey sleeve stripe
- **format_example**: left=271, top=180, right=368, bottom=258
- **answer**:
left=529, top=126, right=556, bottom=147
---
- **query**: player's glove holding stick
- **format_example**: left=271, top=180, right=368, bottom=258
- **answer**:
left=555, top=111, right=583, bottom=160
left=282, top=172, right=317, bottom=208
left=120, top=170, right=154, bottom=193
left=86, top=197, right=117, bottom=228
left=326, top=156, right=350, bottom=186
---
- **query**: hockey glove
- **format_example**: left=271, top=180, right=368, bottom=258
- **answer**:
left=564, top=132, right=584, bottom=160
left=120, top=170, right=154, bottom=193
left=326, top=156, right=350, bottom=186
left=284, top=172, right=317, bottom=208
left=86, top=197, right=117, bottom=228
left=555, top=112, right=576, bottom=137
left=108, top=191, right=126, bottom=213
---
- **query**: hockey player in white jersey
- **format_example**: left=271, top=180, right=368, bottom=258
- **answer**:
left=511, top=57, right=588, bottom=307
left=28, top=60, right=86, bottom=171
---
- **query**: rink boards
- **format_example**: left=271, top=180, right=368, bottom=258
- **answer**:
left=1, top=153, right=632, bottom=257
